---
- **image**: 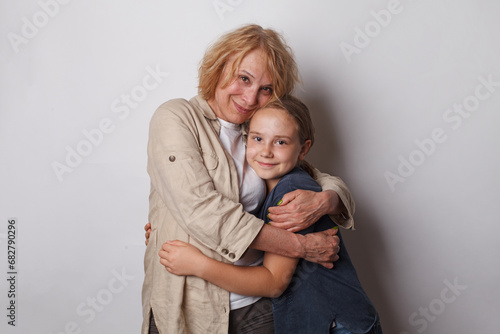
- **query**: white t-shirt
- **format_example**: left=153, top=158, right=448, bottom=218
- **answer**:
left=218, top=118, right=266, bottom=310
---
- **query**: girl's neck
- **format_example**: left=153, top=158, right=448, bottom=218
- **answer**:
left=265, top=179, right=280, bottom=195
left=264, top=166, right=300, bottom=195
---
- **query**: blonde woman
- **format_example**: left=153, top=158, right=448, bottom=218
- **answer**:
left=142, top=25, right=354, bottom=334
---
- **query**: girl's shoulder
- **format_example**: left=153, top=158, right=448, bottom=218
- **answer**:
left=260, top=168, right=323, bottom=224
left=278, top=167, right=322, bottom=193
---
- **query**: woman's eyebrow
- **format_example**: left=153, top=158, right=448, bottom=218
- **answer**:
left=240, top=70, right=255, bottom=79
left=241, top=70, right=272, bottom=87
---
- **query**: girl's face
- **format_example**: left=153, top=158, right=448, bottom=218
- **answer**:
left=246, top=107, right=311, bottom=191
left=208, top=48, right=274, bottom=125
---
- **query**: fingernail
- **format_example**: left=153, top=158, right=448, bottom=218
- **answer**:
left=267, top=214, right=270, bottom=219
left=332, top=226, right=338, bottom=230
left=277, top=199, right=283, bottom=205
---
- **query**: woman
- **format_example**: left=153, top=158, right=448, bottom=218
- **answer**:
left=142, top=24, right=355, bottom=334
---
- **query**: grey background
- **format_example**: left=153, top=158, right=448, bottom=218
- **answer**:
left=1, top=0, right=499, bottom=333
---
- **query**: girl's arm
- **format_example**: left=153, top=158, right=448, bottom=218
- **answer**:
left=159, top=240, right=298, bottom=298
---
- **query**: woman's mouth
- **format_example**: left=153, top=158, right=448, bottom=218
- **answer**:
left=233, top=101, right=253, bottom=115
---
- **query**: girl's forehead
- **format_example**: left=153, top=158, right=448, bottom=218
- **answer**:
left=254, top=107, right=291, bottom=122
left=250, top=107, right=297, bottom=131
left=254, top=107, right=286, bottom=118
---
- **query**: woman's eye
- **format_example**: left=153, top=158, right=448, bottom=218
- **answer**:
left=241, top=76, right=249, bottom=83
left=253, top=136, right=262, bottom=142
left=262, top=87, right=273, bottom=95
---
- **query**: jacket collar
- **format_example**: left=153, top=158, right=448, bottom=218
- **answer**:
left=191, top=95, right=218, bottom=121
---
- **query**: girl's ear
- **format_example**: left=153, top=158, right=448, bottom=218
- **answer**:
left=298, top=140, right=312, bottom=160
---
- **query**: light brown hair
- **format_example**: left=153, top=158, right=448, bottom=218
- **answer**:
left=198, top=24, right=300, bottom=101
left=263, top=95, right=316, bottom=178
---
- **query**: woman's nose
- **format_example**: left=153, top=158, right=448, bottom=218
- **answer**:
left=242, top=87, right=259, bottom=106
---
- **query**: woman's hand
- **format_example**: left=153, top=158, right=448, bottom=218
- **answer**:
left=299, top=227, right=340, bottom=269
left=144, top=223, right=151, bottom=246
left=159, top=240, right=206, bottom=276
left=267, top=189, right=344, bottom=232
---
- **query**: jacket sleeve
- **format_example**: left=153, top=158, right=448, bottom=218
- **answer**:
left=314, top=168, right=355, bottom=229
left=147, top=101, right=263, bottom=262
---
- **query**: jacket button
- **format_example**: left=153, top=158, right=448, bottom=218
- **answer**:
left=228, top=253, right=235, bottom=259
left=169, top=155, right=176, bottom=162
left=221, top=249, right=229, bottom=255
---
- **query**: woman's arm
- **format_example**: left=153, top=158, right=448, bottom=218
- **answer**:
left=267, top=168, right=355, bottom=232
left=147, top=100, right=340, bottom=265
left=159, top=240, right=298, bottom=298
left=147, top=221, right=339, bottom=267
left=148, top=100, right=264, bottom=261
left=250, top=223, right=339, bottom=269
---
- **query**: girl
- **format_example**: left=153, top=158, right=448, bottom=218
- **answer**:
left=159, top=96, right=382, bottom=334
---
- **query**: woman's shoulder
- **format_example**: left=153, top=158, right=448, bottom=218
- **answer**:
left=156, top=97, right=194, bottom=114
left=152, top=96, right=210, bottom=121
left=155, top=95, right=215, bottom=119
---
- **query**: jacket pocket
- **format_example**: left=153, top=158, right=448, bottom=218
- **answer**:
left=202, top=152, right=218, bottom=170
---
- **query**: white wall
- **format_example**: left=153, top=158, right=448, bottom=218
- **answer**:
left=1, top=1, right=499, bottom=333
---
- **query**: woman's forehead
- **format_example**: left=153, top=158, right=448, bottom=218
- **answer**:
left=228, top=49, right=273, bottom=79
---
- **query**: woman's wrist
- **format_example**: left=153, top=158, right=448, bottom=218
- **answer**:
left=323, top=190, right=345, bottom=216
left=251, top=224, right=303, bottom=258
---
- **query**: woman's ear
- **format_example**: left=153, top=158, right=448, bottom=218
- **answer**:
left=298, top=140, right=312, bottom=160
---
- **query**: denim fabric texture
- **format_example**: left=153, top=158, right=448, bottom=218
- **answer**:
left=330, top=317, right=384, bottom=334
left=260, top=168, right=380, bottom=334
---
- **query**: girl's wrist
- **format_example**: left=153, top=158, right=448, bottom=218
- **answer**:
left=197, top=255, right=214, bottom=279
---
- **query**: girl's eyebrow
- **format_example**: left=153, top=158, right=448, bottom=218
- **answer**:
left=249, top=130, right=292, bottom=140
left=275, top=135, right=293, bottom=140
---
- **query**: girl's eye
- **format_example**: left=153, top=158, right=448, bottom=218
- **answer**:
left=276, top=140, right=286, bottom=145
left=253, top=136, right=262, bottom=142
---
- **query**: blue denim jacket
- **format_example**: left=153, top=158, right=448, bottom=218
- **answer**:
left=259, top=168, right=378, bottom=334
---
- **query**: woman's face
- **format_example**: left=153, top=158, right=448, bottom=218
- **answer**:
left=208, top=48, right=273, bottom=125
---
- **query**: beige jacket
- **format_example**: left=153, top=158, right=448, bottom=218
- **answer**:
left=141, top=95, right=355, bottom=334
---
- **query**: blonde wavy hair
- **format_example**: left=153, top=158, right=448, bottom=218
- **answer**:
left=198, top=24, right=300, bottom=101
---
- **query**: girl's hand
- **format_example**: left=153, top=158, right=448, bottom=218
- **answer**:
left=159, top=240, right=206, bottom=276
left=267, top=189, right=342, bottom=232
left=144, top=223, right=151, bottom=246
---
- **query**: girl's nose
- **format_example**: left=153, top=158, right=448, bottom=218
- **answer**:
left=260, top=143, right=273, bottom=158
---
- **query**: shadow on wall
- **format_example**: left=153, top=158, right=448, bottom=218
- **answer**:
left=302, top=91, right=404, bottom=333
